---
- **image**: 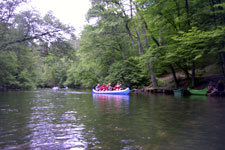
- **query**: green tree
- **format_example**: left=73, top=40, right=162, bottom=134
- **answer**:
left=136, top=0, right=225, bottom=87
left=106, top=57, right=150, bottom=88
left=0, top=1, right=75, bottom=90
left=0, top=51, right=19, bottom=89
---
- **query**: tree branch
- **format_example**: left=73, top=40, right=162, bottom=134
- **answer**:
left=0, top=29, right=61, bottom=49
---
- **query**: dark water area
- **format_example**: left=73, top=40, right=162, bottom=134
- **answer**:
left=0, top=89, right=225, bottom=150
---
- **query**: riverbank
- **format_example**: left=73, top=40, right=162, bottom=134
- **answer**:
left=131, top=88, right=174, bottom=94
left=0, top=87, right=21, bottom=92
left=131, top=74, right=225, bottom=94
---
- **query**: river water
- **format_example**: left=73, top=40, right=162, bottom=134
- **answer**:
left=0, top=89, right=225, bottom=150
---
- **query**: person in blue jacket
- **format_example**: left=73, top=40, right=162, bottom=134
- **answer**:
left=95, top=83, right=100, bottom=91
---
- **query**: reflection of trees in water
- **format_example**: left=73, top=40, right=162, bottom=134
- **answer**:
left=0, top=91, right=33, bottom=149
left=145, top=94, right=225, bottom=150
left=92, top=94, right=146, bottom=149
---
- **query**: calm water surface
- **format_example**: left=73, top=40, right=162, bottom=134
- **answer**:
left=0, top=89, right=225, bottom=150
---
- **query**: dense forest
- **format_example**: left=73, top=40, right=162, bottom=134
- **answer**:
left=0, top=0, right=225, bottom=90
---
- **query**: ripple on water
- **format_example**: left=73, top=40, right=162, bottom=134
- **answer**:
left=26, top=104, right=88, bottom=149
left=63, top=141, right=86, bottom=149
left=3, top=89, right=225, bottom=149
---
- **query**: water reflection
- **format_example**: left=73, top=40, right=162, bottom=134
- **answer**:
left=187, top=95, right=207, bottom=101
left=93, top=94, right=129, bottom=101
left=207, top=96, right=225, bottom=104
left=27, top=90, right=89, bottom=149
left=92, top=94, right=129, bottom=114
left=1, top=90, right=225, bottom=150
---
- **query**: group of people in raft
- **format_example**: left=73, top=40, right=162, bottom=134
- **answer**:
left=95, top=83, right=122, bottom=91
left=207, top=80, right=224, bottom=96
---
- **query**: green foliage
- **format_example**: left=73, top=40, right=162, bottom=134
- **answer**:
left=0, top=1, right=75, bottom=90
left=38, top=53, right=72, bottom=88
left=0, top=51, right=19, bottom=88
left=65, top=0, right=225, bottom=88
left=172, top=26, right=225, bottom=62
left=1, top=0, right=225, bottom=90
left=17, top=69, right=36, bottom=89
left=106, top=57, right=149, bottom=88
left=0, top=47, right=39, bottom=89
left=64, top=56, right=102, bottom=88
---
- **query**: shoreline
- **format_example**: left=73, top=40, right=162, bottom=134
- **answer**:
left=131, top=88, right=174, bottom=94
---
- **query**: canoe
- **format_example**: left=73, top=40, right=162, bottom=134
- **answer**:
left=92, top=88, right=130, bottom=95
left=187, top=88, right=207, bottom=95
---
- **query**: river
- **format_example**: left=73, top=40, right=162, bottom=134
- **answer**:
left=0, top=89, right=225, bottom=150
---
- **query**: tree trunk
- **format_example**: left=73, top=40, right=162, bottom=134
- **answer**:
left=130, top=0, right=133, bottom=18
left=142, top=23, right=150, bottom=49
left=135, top=14, right=144, bottom=55
left=136, top=30, right=144, bottom=55
left=185, top=0, right=190, bottom=29
left=125, top=21, right=137, bottom=55
left=169, top=64, right=179, bottom=89
left=222, top=52, right=225, bottom=77
left=191, top=61, right=196, bottom=87
left=219, top=52, right=225, bottom=77
left=141, top=23, right=158, bottom=87
left=151, top=36, right=160, bottom=46
left=118, top=42, right=125, bottom=59
left=209, top=0, right=217, bottom=27
left=136, top=6, right=160, bottom=47
left=149, top=58, right=158, bottom=88
left=175, top=62, right=190, bottom=79
left=116, top=1, right=137, bottom=55
left=135, top=6, right=158, bottom=87
left=112, top=27, right=125, bottom=59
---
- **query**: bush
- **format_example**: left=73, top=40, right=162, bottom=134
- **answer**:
left=106, top=57, right=149, bottom=88
left=0, top=51, right=19, bottom=89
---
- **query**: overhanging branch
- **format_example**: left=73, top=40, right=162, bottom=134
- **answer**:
left=0, top=29, right=61, bottom=49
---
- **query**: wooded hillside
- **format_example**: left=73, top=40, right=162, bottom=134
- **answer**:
left=0, top=0, right=225, bottom=90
